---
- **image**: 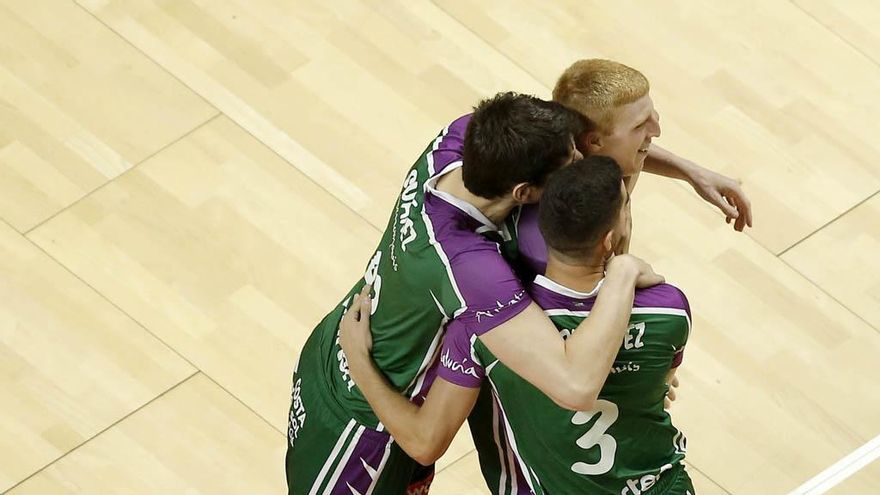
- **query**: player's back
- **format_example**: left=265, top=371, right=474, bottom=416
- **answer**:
left=299, top=113, right=527, bottom=428
left=472, top=276, right=692, bottom=494
left=298, top=115, right=469, bottom=427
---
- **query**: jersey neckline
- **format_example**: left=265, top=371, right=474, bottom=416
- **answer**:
left=424, top=160, right=507, bottom=238
left=533, top=274, right=604, bottom=299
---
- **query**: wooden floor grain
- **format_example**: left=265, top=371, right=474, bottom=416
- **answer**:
left=1, top=1, right=878, bottom=493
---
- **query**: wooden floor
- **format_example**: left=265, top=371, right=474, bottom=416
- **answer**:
left=2, top=1, right=879, bottom=493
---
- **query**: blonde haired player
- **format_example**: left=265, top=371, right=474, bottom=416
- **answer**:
left=557, top=59, right=749, bottom=228
left=510, top=58, right=750, bottom=273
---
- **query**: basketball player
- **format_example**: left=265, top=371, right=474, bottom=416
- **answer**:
left=340, top=156, right=696, bottom=493
left=286, top=93, right=663, bottom=495
left=509, top=58, right=750, bottom=277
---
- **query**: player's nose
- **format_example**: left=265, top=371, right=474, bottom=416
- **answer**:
left=649, top=111, right=662, bottom=138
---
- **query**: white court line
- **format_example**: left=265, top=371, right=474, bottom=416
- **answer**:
left=789, top=434, right=880, bottom=494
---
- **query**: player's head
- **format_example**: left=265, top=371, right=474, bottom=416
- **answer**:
left=463, top=92, right=586, bottom=202
left=553, top=59, right=661, bottom=177
left=538, top=156, right=629, bottom=263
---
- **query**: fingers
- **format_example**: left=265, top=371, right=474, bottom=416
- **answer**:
left=734, top=211, right=747, bottom=232
left=712, top=189, right=739, bottom=220
left=718, top=190, right=752, bottom=232
left=726, top=181, right=753, bottom=229
left=727, top=194, right=747, bottom=232
left=736, top=189, right=753, bottom=228
left=636, top=272, right=666, bottom=289
left=664, top=384, right=676, bottom=409
left=358, top=284, right=373, bottom=320
left=344, top=295, right=361, bottom=323
left=664, top=374, right=679, bottom=409
left=345, top=285, right=372, bottom=323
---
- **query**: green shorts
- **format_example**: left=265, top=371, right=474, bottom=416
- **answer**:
left=660, top=463, right=696, bottom=495
left=285, top=335, right=425, bottom=495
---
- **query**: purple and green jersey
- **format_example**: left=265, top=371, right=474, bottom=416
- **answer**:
left=305, top=114, right=532, bottom=428
left=287, top=114, right=535, bottom=494
left=442, top=277, right=692, bottom=495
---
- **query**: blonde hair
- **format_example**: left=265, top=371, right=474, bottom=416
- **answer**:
left=552, top=59, right=649, bottom=133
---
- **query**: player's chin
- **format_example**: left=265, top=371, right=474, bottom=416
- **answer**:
left=625, top=154, right=648, bottom=175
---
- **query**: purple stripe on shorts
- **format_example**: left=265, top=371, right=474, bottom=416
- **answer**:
left=329, top=427, right=392, bottom=495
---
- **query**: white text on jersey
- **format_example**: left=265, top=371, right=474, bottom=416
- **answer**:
left=440, top=348, right=480, bottom=378
left=398, top=170, right=419, bottom=252
left=623, top=322, right=646, bottom=350
left=288, top=378, right=307, bottom=447
left=620, top=462, right=674, bottom=495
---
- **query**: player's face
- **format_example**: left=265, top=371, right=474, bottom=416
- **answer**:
left=596, top=94, right=661, bottom=177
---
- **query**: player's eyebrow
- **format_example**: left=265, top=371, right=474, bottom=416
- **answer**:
left=634, top=113, right=651, bottom=129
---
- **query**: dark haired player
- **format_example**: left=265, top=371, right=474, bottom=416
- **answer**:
left=341, top=156, right=695, bottom=494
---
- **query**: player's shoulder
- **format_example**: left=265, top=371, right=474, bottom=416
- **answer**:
left=447, top=234, right=516, bottom=282
left=435, top=113, right=472, bottom=151
left=449, top=113, right=472, bottom=132
left=633, top=282, right=690, bottom=317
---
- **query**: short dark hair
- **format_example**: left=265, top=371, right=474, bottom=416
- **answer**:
left=538, top=156, right=624, bottom=258
left=463, top=92, right=586, bottom=199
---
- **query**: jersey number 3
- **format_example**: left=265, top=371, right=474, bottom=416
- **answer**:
left=570, top=399, right=619, bottom=476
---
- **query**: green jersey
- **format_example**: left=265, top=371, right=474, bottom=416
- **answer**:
left=441, top=275, right=691, bottom=494
left=293, top=114, right=532, bottom=432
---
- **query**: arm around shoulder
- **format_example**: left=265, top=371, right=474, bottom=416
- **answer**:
left=479, top=255, right=660, bottom=411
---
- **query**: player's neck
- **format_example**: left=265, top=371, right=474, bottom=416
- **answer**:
left=436, top=167, right=515, bottom=225
left=544, top=254, right=606, bottom=295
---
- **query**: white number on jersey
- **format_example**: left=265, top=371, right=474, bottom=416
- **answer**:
left=570, top=399, right=619, bottom=476
left=623, top=322, right=645, bottom=350
left=364, top=251, right=383, bottom=315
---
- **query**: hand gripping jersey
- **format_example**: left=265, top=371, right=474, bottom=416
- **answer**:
left=441, top=276, right=692, bottom=495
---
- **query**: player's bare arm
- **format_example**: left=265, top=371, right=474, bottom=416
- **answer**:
left=340, top=254, right=663, bottom=453
left=479, top=253, right=662, bottom=412
left=339, top=285, right=478, bottom=465
left=645, top=144, right=753, bottom=231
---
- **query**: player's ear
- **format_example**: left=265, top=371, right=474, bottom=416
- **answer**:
left=511, top=182, right=541, bottom=205
left=585, top=130, right=604, bottom=155
left=602, top=229, right=614, bottom=253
